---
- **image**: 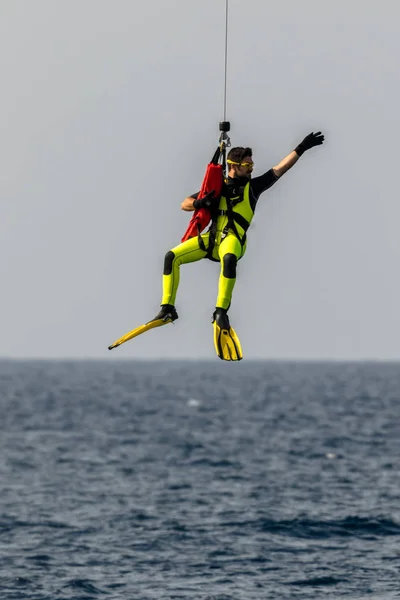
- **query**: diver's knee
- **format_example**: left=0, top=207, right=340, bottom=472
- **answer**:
left=163, top=250, right=175, bottom=275
left=222, top=253, right=237, bottom=278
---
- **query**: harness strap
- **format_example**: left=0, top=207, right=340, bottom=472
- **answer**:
left=225, top=211, right=250, bottom=232
left=202, top=186, right=252, bottom=260
left=221, top=196, right=250, bottom=249
left=197, top=224, right=207, bottom=253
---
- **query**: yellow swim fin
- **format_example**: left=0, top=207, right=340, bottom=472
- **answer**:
left=213, top=308, right=243, bottom=361
left=108, top=305, right=178, bottom=350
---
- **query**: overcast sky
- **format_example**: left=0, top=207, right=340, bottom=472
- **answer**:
left=1, top=1, right=399, bottom=361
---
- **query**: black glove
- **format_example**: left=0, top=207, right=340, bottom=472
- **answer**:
left=295, top=131, right=324, bottom=156
left=193, top=190, right=217, bottom=210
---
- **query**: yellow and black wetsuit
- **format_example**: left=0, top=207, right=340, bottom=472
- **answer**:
left=161, top=169, right=279, bottom=311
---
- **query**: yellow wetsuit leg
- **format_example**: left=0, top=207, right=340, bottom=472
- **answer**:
left=161, top=233, right=209, bottom=306
left=215, top=233, right=245, bottom=310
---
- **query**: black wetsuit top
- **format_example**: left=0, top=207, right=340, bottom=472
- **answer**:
left=191, top=169, right=279, bottom=213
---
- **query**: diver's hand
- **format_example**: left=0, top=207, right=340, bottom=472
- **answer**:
left=193, top=190, right=217, bottom=210
left=295, top=131, right=324, bottom=156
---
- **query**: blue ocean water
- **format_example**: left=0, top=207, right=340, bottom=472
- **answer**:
left=0, top=360, right=399, bottom=600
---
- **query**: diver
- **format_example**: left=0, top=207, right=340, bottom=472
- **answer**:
left=108, top=131, right=324, bottom=359
left=152, top=131, right=324, bottom=360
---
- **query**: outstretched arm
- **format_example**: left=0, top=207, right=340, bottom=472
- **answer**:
left=272, top=131, right=324, bottom=178
left=272, top=150, right=299, bottom=178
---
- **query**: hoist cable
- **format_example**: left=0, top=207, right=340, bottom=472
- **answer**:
left=223, top=0, right=229, bottom=121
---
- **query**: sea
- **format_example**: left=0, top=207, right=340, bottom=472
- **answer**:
left=0, top=359, right=399, bottom=600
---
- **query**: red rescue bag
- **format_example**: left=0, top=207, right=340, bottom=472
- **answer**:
left=181, top=162, right=223, bottom=243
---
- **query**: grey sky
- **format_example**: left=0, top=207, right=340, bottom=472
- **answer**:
left=1, top=1, right=399, bottom=360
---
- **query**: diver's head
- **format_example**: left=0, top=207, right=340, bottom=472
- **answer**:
left=227, top=147, right=254, bottom=180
